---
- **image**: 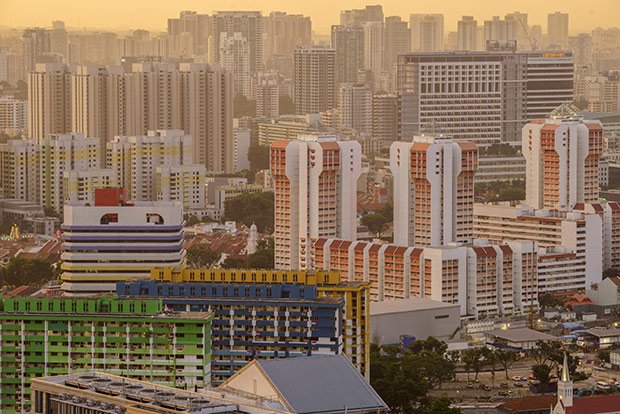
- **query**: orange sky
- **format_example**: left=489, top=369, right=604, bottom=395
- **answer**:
left=0, top=0, right=618, bottom=35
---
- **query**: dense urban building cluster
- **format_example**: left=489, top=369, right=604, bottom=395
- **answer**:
left=1, top=2, right=620, bottom=414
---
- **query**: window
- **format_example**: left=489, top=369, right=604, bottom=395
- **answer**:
left=100, top=213, right=118, bottom=224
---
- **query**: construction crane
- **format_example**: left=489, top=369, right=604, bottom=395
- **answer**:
left=517, top=18, right=537, bottom=51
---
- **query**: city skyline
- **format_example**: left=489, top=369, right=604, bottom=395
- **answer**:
left=0, top=0, right=618, bottom=35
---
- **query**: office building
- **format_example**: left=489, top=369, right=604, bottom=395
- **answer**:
left=338, top=83, right=372, bottom=134
left=0, top=296, right=212, bottom=413
left=0, top=96, right=27, bottom=136
left=390, top=136, right=478, bottom=247
left=63, top=169, right=118, bottom=205
left=457, top=16, right=478, bottom=50
left=410, top=14, right=444, bottom=52
left=60, top=188, right=184, bottom=294
left=293, top=46, right=336, bottom=115
left=156, top=164, right=207, bottom=210
left=397, top=51, right=574, bottom=146
left=263, top=12, right=312, bottom=60
left=0, top=139, right=40, bottom=202
left=106, top=130, right=193, bottom=202
left=363, top=21, right=383, bottom=78
left=384, top=16, right=410, bottom=72
left=523, top=105, right=603, bottom=210
left=147, top=267, right=371, bottom=380
left=474, top=203, right=603, bottom=292
left=27, top=63, right=71, bottom=143
left=219, top=33, right=251, bottom=98
left=22, top=28, right=50, bottom=73
left=372, top=94, right=401, bottom=149
left=255, top=71, right=280, bottom=118
left=548, top=12, right=569, bottom=49
left=271, top=135, right=362, bottom=270
left=331, top=25, right=365, bottom=85
left=40, top=133, right=100, bottom=214
left=313, top=238, right=538, bottom=317
left=212, top=12, right=262, bottom=76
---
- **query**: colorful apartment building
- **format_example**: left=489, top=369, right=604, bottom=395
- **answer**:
left=145, top=267, right=370, bottom=379
left=0, top=296, right=212, bottom=414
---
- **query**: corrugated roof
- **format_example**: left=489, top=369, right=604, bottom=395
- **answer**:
left=370, top=298, right=459, bottom=315
left=256, top=355, right=388, bottom=414
left=486, top=328, right=558, bottom=342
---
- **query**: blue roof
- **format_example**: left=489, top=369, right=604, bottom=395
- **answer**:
left=256, top=355, right=388, bottom=414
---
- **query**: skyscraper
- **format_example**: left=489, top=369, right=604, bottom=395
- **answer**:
left=484, top=16, right=518, bottom=47
left=363, top=21, right=384, bottom=79
left=523, top=104, right=603, bottom=211
left=548, top=11, right=569, bottom=49
left=340, top=5, right=384, bottom=26
left=219, top=32, right=251, bottom=98
left=167, top=10, right=212, bottom=56
left=293, top=46, right=336, bottom=115
left=338, top=83, right=372, bottom=134
left=410, top=14, right=444, bottom=52
left=263, top=12, right=312, bottom=60
left=457, top=16, right=478, bottom=50
left=372, top=94, right=401, bottom=149
left=390, top=136, right=478, bottom=247
left=213, top=11, right=262, bottom=76
left=22, top=28, right=50, bottom=73
left=255, top=71, right=280, bottom=119
left=27, top=63, right=71, bottom=143
left=383, top=16, right=410, bottom=71
left=331, top=25, right=365, bottom=85
left=271, top=135, right=362, bottom=270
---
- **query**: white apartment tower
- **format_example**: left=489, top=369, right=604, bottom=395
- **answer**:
left=390, top=136, right=478, bottom=247
left=338, top=83, right=372, bottom=135
left=271, top=135, right=362, bottom=270
left=410, top=14, right=444, bottom=52
left=523, top=104, right=603, bottom=211
left=219, top=33, right=251, bottom=98
left=457, top=16, right=478, bottom=50
left=28, top=63, right=71, bottom=143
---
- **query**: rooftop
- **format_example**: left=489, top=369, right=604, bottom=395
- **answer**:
left=486, top=328, right=558, bottom=342
left=370, top=297, right=459, bottom=316
left=584, top=328, right=620, bottom=338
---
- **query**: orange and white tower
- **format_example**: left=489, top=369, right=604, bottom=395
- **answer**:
left=390, top=135, right=478, bottom=247
left=271, top=135, right=362, bottom=270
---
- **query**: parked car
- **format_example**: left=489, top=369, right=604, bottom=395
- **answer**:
left=500, top=383, right=509, bottom=388
left=498, top=390, right=512, bottom=396
left=596, top=381, right=611, bottom=390
left=514, top=382, right=524, bottom=388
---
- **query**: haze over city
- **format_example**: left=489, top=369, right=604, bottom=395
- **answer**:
left=2, top=1, right=620, bottom=414
left=1, top=0, right=619, bottom=33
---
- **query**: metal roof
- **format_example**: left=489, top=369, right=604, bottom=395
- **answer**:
left=486, top=328, right=558, bottom=342
left=255, top=355, right=388, bottom=414
left=370, top=297, right=459, bottom=316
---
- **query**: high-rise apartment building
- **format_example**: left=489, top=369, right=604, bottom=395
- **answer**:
left=167, top=10, right=212, bottom=56
left=28, top=63, right=71, bottom=143
left=548, top=11, right=569, bottom=49
left=0, top=96, right=27, bottom=135
left=63, top=169, right=118, bottom=205
left=61, top=188, right=185, bottom=294
left=410, top=14, right=444, bottom=52
left=484, top=16, right=518, bottom=47
left=340, top=5, right=384, bottom=26
left=271, top=135, right=362, bottom=270
left=383, top=16, right=410, bottom=72
left=338, top=83, right=372, bottom=134
left=219, top=32, right=251, bottom=98
left=397, top=51, right=573, bottom=146
left=0, top=296, right=211, bottom=413
left=0, top=139, right=39, bottom=202
left=457, top=16, right=478, bottom=50
left=390, top=136, right=478, bottom=247
left=293, top=46, right=336, bottom=115
left=255, top=71, right=280, bottom=118
left=263, top=12, right=312, bottom=60
left=331, top=25, right=365, bottom=85
left=523, top=104, right=603, bottom=211
left=40, top=133, right=100, bottom=214
left=212, top=12, right=262, bottom=76
left=372, top=94, right=401, bottom=149
left=363, top=21, right=384, bottom=78
left=106, top=130, right=193, bottom=202
left=505, top=12, right=530, bottom=50
left=48, top=20, right=68, bottom=58
left=22, top=28, right=50, bottom=73
left=156, top=164, right=207, bottom=210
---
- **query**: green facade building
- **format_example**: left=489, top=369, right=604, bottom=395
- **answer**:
left=0, top=296, right=212, bottom=413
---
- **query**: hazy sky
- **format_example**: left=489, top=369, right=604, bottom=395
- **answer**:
left=1, top=0, right=618, bottom=35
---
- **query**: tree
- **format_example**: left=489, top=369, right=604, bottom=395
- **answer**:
left=43, top=207, right=60, bottom=218
left=221, top=256, right=247, bottom=269
left=538, top=293, right=563, bottom=309
left=185, top=214, right=200, bottom=226
left=416, top=397, right=462, bottom=414
left=361, top=213, right=390, bottom=238
left=245, top=248, right=275, bottom=269
left=233, top=93, right=256, bottom=118
left=496, top=187, right=525, bottom=201
left=224, top=191, right=274, bottom=233
left=279, top=95, right=294, bottom=115
left=598, top=349, right=611, bottom=363
left=186, top=247, right=220, bottom=268
left=495, top=349, right=519, bottom=379
left=0, top=257, right=55, bottom=286
left=248, top=141, right=270, bottom=172
left=532, top=363, right=552, bottom=388
left=461, top=348, right=487, bottom=381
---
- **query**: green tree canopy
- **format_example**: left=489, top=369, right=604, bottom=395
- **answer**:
left=361, top=213, right=390, bottom=238
left=224, top=191, right=274, bottom=233
left=0, top=257, right=55, bottom=286
left=186, top=247, right=220, bottom=268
